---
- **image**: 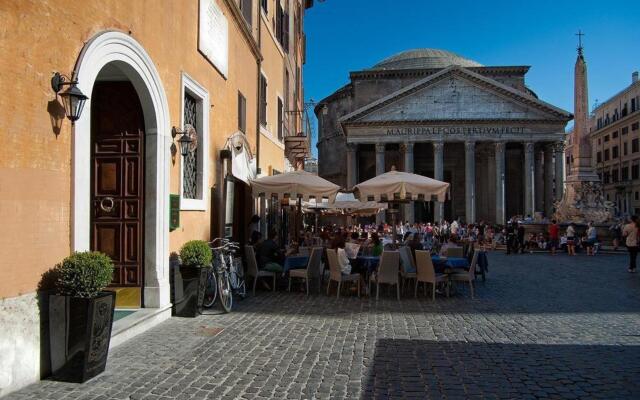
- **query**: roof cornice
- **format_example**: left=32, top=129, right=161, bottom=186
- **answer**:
left=340, top=65, right=572, bottom=123
left=343, top=119, right=568, bottom=127
left=349, top=65, right=530, bottom=80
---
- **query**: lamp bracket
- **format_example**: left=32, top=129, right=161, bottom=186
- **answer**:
left=51, top=72, right=77, bottom=93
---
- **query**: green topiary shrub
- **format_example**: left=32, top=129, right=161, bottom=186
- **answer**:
left=179, top=240, right=212, bottom=267
left=55, top=251, right=114, bottom=298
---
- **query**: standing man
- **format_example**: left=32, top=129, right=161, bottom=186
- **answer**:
left=623, top=216, right=639, bottom=273
left=548, top=219, right=560, bottom=255
left=506, top=218, right=516, bottom=255
left=517, top=222, right=526, bottom=254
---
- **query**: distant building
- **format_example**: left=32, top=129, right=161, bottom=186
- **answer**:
left=304, top=157, right=319, bottom=174
left=589, top=71, right=640, bottom=215
left=316, top=49, right=571, bottom=223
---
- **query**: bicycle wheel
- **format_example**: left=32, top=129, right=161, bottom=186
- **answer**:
left=202, top=269, right=217, bottom=308
left=217, top=271, right=233, bottom=312
left=234, top=274, right=247, bottom=299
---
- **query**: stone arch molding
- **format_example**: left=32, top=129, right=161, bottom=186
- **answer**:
left=72, top=31, right=171, bottom=307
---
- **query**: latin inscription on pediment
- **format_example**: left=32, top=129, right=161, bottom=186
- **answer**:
left=359, top=76, right=549, bottom=122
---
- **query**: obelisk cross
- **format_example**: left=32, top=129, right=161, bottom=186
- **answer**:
left=576, top=30, right=585, bottom=54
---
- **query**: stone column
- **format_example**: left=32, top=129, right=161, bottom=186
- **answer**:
left=433, top=141, right=444, bottom=223
left=465, top=141, right=476, bottom=223
left=544, top=144, right=554, bottom=217
left=375, top=142, right=386, bottom=224
left=554, top=142, right=565, bottom=201
left=401, top=142, right=415, bottom=223
left=375, top=143, right=385, bottom=175
left=346, top=143, right=358, bottom=190
left=524, top=142, right=535, bottom=217
left=494, top=142, right=506, bottom=225
left=535, top=147, right=544, bottom=214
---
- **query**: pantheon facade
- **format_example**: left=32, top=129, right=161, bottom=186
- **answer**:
left=316, top=49, right=572, bottom=223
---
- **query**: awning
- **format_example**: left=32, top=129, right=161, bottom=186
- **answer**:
left=225, top=131, right=255, bottom=184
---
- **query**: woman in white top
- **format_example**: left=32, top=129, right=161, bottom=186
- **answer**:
left=622, top=216, right=639, bottom=272
left=335, top=242, right=352, bottom=275
left=566, top=224, right=576, bottom=256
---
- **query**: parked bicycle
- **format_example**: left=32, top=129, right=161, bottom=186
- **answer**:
left=203, top=238, right=246, bottom=312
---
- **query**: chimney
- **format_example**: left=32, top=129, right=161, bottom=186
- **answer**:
left=633, top=71, right=639, bottom=84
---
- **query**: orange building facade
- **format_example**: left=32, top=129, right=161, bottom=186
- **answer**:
left=0, top=0, right=312, bottom=395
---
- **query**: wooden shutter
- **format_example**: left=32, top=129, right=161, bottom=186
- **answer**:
left=283, top=10, right=289, bottom=52
left=260, top=74, right=267, bottom=126
left=241, top=0, right=252, bottom=27
left=277, top=98, right=283, bottom=141
left=238, top=91, right=246, bottom=132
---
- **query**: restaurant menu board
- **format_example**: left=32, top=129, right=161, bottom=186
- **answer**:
left=199, top=0, right=228, bottom=77
left=169, top=194, right=180, bottom=231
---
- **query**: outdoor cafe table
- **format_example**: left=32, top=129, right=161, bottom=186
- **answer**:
left=357, top=255, right=469, bottom=274
left=283, top=255, right=309, bottom=273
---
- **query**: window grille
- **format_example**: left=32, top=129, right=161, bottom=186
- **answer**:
left=183, top=92, right=198, bottom=199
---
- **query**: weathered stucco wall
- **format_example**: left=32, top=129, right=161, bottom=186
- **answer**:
left=0, top=0, right=260, bottom=299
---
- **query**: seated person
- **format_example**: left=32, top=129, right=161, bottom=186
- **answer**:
left=344, top=241, right=360, bottom=259
left=371, top=233, right=383, bottom=257
left=258, top=229, right=284, bottom=273
left=439, top=237, right=457, bottom=256
left=407, top=233, right=424, bottom=257
left=536, top=233, right=547, bottom=250
left=331, top=237, right=351, bottom=275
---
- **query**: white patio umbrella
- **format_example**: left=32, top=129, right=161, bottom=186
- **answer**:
left=353, top=169, right=450, bottom=244
left=353, top=170, right=449, bottom=203
left=250, top=170, right=340, bottom=202
left=250, top=170, right=341, bottom=239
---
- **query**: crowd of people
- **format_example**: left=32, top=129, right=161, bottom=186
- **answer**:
left=247, top=213, right=640, bottom=275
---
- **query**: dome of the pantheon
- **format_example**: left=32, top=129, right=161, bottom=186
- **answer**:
left=371, top=48, right=482, bottom=70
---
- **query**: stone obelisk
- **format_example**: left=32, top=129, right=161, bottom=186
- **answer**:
left=554, top=32, right=612, bottom=223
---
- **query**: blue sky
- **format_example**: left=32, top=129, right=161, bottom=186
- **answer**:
left=303, top=0, right=640, bottom=157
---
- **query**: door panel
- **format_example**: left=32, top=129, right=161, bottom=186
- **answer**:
left=91, top=81, right=145, bottom=295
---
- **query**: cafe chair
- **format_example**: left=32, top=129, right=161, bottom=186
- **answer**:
left=245, top=245, right=276, bottom=295
left=288, top=247, right=323, bottom=295
left=415, top=250, right=448, bottom=300
left=446, top=246, right=464, bottom=258
left=448, top=249, right=479, bottom=298
left=326, top=249, right=360, bottom=298
left=370, top=251, right=400, bottom=301
left=398, top=246, right=417, bottom=293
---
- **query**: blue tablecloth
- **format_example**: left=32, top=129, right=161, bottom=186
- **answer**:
left=431, top=256, right=469, bottom=273
left=283, top=256, right=309, bottom=273
left=357, top=256, right=380, bottom=274
left=357, top=255, right=469, bottom=274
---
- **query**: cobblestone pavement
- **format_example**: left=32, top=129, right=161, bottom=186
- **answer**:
left=7, top=253, right=640, bottom=400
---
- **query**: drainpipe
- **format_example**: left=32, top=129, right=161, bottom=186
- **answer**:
left=256, top=0, right=265, bottom=235
left=255, top=0, right=262, bottom=174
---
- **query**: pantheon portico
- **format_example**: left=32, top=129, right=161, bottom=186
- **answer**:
left=316, top=49, right=572, bottom=223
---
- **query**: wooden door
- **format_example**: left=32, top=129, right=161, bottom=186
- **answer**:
left=91, top=81, right=145, bottom=293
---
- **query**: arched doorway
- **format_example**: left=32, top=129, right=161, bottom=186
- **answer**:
left=91, top=69, right=146, bottom=308
left=72, top=31, right=170, bottom=309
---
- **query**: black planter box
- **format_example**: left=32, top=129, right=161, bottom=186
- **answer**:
left=175, top=265, right=208, bottom=318
left=49, top=291, right=116, bottom=383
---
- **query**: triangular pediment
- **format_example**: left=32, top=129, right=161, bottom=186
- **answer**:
left=341, top=66, right=571, bottom=123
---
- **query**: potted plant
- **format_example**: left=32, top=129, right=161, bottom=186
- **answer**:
left=176, top=240, right=212, bottom=317
left=48, top=251, right=115, bottom=383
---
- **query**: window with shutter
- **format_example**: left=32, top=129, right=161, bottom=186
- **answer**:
left=260, top=74, right=267, bottom=127
left=261, top=0, right=268, bottom=13
left=277, top=97, right=283, bottom=141
left=238, top=91, right=246, bottom=133
left=283, top=10, right=289, bottom=52
left=240, top=0, right=252, bottom=27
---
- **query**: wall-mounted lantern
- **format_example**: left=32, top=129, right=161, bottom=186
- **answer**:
left=171, top=124, right=197, bottom=157
left=51, top=72, right=89, bottom=125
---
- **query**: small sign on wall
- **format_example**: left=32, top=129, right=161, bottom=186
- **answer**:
left=198, top=0, right=229, bottom=78
left=169, top=194, right=180, bottom=231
